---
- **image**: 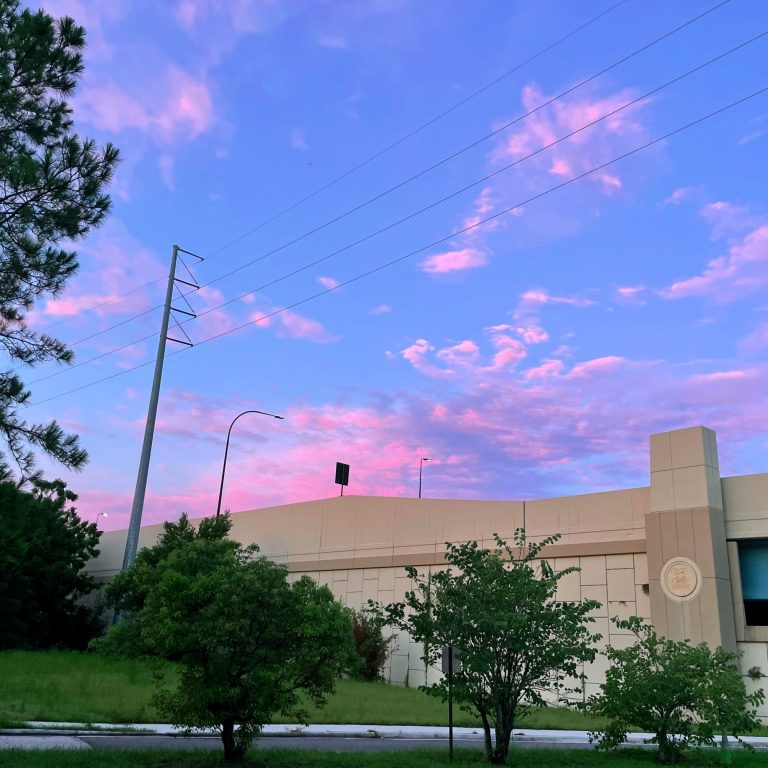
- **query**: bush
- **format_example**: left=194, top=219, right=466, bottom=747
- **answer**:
left=588, top=616, right=765, bottom=764
left=352, top=612, right=391, bottom=681
left=0, top=478, right=102, bottom=649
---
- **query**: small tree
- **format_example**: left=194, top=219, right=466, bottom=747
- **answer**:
left=0, top=474, right=101, bottom=648
left=589, top=616, right=765, bottom=764
left=352, top=611, right=392, bottom=681
left=96, top=516, right=356, bottom=762
left=1, top=0, right=119, bottom=477
left=372, top=532, right=601, bottom=765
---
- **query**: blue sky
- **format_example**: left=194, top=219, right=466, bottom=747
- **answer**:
left=19, top=0, right=768, bottom=528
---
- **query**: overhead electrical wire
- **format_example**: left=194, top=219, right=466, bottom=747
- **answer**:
left=25, top=29, right=766, bottom=385
left=26, top=83, right=768, bottom=408
left=21, top=0, right=638, bottom=334
left=33, top=0, right=734, bottom=355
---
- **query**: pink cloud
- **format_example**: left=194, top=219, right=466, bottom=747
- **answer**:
left=740, top=323, right=768, bottom=354
left=402, top=339, right=452, bottom=379
left=41, top=0, right=126, bottom=60
left=173, top=0, right=299, bottom=63
left=29, top=222, right=164, bottom=331
left=369, top=304, right=392, bottom=315
left=420, top=247, right=487, bottom=274
left=77, top=65, right=214, bottom=144
left=615, top=285, right=646, bottom=305
left=436, top=340, right=481, bottom=368
left=689, top=369, right=758, bottom=385
left=523, top=359, right=565, bottom=380
left=664, top=187, right=693, bottom=206
left=291, top=127, right=309, bottom=152
left=518, top=289, right=594, bottom=308
left=278, top=310, right=340, bottom=344
left=85, top=353, right=768, bottom=529
left=484, top=334, right=527, bottom=372
left=493, top=83, right=649, bottom=197
left=661, top=225, right=768, bottom=302
left=317, top=276, right=339, bottom=290
left=699, top=201, right=764, bottom=240
left=420, top=188, right=501, bottom=275
left=566, top=356, right=626, bottom=379
left=517, top=325, right=549, bottom=344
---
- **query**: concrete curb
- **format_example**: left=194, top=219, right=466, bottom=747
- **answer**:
left=8, top=722, right=768, bottom=747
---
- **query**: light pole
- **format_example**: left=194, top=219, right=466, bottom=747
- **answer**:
left=95, top=512, right=108, bottom=527
left=418, top=457, right=431, bottom=499
left=216, top=409, right=284, bottom=517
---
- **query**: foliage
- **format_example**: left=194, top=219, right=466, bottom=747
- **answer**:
left=0, top=476, right=101, bottom=649
left=351, top=611, right=392, bottom=681
left=372, top=531, right=601, bottom=765
left=588, top=616, right=765, bottom=764
left=0, top=0, right=119, bottom=478
left=95, top=514, right=356, bottom=762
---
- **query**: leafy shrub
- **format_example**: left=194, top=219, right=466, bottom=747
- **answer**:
left=351, top=611, right=391, bottom=681
left=589, top=616, right=765, bottom=764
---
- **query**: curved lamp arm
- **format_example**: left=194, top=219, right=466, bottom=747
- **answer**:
left=216, top=409, right=284, bottom=517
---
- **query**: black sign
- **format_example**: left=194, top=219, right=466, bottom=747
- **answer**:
left=441, top=645, right=462, bottom=674
left=335, top=462, right=350, bottom=487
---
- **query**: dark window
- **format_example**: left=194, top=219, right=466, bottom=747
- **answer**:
left=738, top=539, right=768, bottom=627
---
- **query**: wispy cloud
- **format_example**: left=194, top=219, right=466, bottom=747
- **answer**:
left=291, top=127, right=309, bottom=152
left=77, top=65, right=214, bottom=144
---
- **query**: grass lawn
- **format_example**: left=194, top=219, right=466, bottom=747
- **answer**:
left=0, top=651, right=609, bottom=730
left=1, top=650, right=766, bottom=737
left=3, top=748, right=768, bottom=768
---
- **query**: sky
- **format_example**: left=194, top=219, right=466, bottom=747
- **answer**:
left=15, top=0, right=768, bottom=530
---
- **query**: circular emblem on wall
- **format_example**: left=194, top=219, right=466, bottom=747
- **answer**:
left=660, top=557, right=702, bottom=602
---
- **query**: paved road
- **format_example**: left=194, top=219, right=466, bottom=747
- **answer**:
left=79, top=734, right=597, bottom=752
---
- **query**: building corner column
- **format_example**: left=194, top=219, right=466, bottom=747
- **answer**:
left=647, top=426, right=736, bottom=649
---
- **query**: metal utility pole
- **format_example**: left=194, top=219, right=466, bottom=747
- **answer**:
left=120, top=245, right=201, bottom=573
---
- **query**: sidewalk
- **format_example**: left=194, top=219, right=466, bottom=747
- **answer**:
left=2, top=722, right=768, bottom=750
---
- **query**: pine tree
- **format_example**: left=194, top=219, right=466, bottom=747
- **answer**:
left=0, top=0, right=119, bottom=477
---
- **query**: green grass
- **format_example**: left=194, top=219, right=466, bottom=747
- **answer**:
left=2, top=748, right=768, bottom=768
left=0, top=651, right=167, bottom=724
left=0, top=651, right=765, bottom=736
left=0, top=651, right=607, bottom=730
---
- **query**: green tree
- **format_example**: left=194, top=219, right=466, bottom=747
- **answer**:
left=589, top=616, right=765, bottom=764
left=0, top=474, right=101, bottom=648
left=372, top=532, right=601, bottom=765
left=96, top=515, right=356, bottom=762
left=1, top=0, right=119, bottom=477
left=351, top=610, right=392, bottom=681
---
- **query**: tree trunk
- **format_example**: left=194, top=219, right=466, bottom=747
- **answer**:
left=657, top=731, right=678, bottom=765
left=478, top=705, right=494, bottom=763
left=491, top=715, right=513, bottom=764
left=221, top=719, right=246, bottom=762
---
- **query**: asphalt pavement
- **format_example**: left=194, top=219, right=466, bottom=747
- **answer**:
left=2, top=723, right=768, bottom=753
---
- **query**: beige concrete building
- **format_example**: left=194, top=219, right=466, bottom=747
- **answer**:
left=89, top=426, right=768, bottom=715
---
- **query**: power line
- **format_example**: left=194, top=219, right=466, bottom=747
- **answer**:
left=199, top=0, right=727, bottom=291
left=38, top=0, right=733, bottom=355
left=27, top=83, right=768, bottom=408
left=206, top=0, right=634, bottom=259
left=26, top=28, right=766, bottom=386
left=192, top=28, right=764, bottom=318
left=24, top=0, right=632, bottom=335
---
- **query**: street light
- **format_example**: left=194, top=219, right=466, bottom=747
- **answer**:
left=418, top=457, right=431, bottom=499
left=95, top=512, right=108, bottom=526
left=216, top=409, right=284, bottom=517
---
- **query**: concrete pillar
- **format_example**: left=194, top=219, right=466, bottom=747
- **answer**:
left=647, top=426, right=736, bottom=649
